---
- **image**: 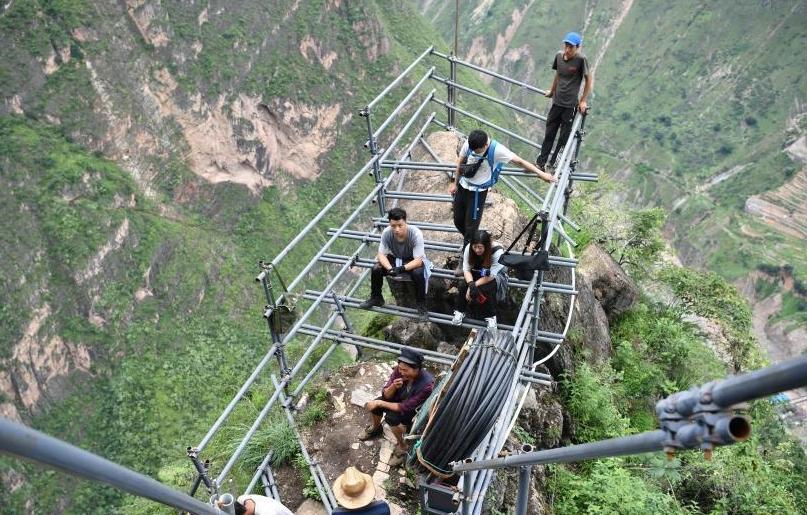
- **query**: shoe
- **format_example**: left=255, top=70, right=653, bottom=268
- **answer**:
left=485, top=316, right=498, bottom=331
left=535, top=161, right=546, bottom=172
left=359, top=424, right=383, bottom=441
left=451, top=310, right=465, bottom=325
left=417, top=303, right=429, bottom=321
left=388, top=448, right=407, bottom=467
left=359, top=296, right=384, bottom=309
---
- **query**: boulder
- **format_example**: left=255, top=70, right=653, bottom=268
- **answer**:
left=577, top=244, right=638, bottom=320
left=570, top=271, right=613, bottom=365
left=518, top=381, right=564, bottom=449
left=383, top=317, right=443, bottom=351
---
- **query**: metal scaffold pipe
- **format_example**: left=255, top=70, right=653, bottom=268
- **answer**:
left=367, top=45, right=434, bottom=111
left=454, top=355, right=807, bottom=473
left=0, top=418, right=224, bottom=515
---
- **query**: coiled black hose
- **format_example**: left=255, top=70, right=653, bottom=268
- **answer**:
left=411, top=330, right=518, bottom=476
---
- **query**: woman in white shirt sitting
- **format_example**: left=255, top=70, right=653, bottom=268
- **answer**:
left=452, top=230, right=505, bottom=331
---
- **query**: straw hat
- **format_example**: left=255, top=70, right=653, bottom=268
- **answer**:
left=333, top=466, right=376, bottom=509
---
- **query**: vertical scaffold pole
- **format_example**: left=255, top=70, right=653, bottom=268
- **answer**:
left=515, top=444, right=534, bottom=515
left=360, top=107, right=387, bottom=216
left=449, top=0, right=459, bottom=128
left=564, top=113, right=587, bottom=217
left=448, top=55, right=457, bottom=128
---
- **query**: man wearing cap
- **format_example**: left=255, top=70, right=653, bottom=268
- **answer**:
left=359, top=348, right=434, bottom=467
left=535, top=31, right=593, bottom=172
left=332, top=466, right=391, bottom=514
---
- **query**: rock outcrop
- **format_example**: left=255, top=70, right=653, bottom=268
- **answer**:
left=577, top=244, right=639, bottom=321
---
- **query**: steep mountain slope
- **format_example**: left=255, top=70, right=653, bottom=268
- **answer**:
left=416, top=0, right=807, bottom=353
left=0, top=1, right=447, bottom=512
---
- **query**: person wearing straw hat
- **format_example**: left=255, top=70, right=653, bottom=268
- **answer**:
left=332, top=467, right=391, bottom=514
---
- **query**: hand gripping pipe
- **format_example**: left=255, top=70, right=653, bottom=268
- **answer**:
left=0, top=418, right=225, bottom=515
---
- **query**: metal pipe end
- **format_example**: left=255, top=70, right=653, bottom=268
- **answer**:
left=521, top=443, right=534, bottom=453
left=714, top=415, right=751, bottom=444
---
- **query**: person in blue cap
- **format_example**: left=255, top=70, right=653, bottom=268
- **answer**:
left=535, top=31, right=593, bottom=172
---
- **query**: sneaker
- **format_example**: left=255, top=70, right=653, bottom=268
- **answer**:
left=451, top=310, right=465, bottom=325
left=359, top=296, right=384, bottom=309
left=358, top=424, right=383, bottom=441
left=388, top=448, right=407, bottom=467
left=485, top=316, right=498, bottom=331
left=417, top=303, right=429, bottom=321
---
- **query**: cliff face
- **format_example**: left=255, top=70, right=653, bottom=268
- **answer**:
left=0, top=1, right=447, bottom=511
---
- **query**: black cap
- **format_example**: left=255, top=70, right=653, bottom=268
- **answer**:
left=398, top=347, right=424, bottom=368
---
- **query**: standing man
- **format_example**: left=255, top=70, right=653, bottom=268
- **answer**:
left=536, top=31, right=593, bottom=171
left=449, top=129, right=555, bottom=247
left=359, top=207, right=430, bottom=317
left=359, top=348, right=434, bottom=468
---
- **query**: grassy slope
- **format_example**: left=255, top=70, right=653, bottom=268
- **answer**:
left=0, top=0, right=450, bottom=512
left=420, top=0, right=807, bottom=309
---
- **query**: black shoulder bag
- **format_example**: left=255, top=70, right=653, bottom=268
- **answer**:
left=499, top=211, right=551, bottom=280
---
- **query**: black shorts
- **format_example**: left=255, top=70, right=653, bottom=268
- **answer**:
left=370, top=396, right=415, bottom=428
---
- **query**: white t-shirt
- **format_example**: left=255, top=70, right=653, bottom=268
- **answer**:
left=462, top=242, right=505, bottom=277
left=236, top=494, right=294, bottom=515
left=458, top=140, right=515, bottom=191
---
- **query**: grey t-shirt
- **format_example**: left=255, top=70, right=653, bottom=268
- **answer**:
left=379, top=225, right=425, bottom=259
left=551, top=51, right=589, bottom=108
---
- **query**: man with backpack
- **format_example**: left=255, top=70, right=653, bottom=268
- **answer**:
left=535, top=31, right=593, bottom=172
left=449, top=129, right=556, bottom=247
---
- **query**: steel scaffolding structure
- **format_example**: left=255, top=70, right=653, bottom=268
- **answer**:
left=180, top=47, right=587, bottom=514
left=1, top=47, right=806, bottom=515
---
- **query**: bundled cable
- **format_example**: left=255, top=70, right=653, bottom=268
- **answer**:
left=410, top=330, right=518, bottom=476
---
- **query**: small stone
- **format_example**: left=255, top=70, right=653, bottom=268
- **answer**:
left=351, top=442, right=360, bottom=450
left=363, top=440, right=373, bottom=447
left=382, top=424, right=397, bottom=443
left=350, top=389, right=375, bottom=408
left=397, top=468, right=406, bottom=476
left=359, top=366, right=366, bottom=376
left=372, top=470, right=390, bottom=486
left=379, top=447, right=393, bottom=464
left=398, top=476, right=406, bottom=484
left=388, top=502, right=404, bottom=515
left=377, top=462, right=390, bottom=473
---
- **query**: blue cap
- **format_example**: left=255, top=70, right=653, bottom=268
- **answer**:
left=563, top=32, right=582, bottom=46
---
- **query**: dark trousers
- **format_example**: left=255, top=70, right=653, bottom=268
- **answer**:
left=453, top=183, right=488, bottom=246
left=371, top=255, right=426, bottom=302
left=370, top=396, right=414, bottom=428
left=537, top=104, right=576, bottom=167
left=456, top=280, right=498, bottom=319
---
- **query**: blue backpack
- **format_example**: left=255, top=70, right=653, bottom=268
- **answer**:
left=461, top=140, right=504, bottom=220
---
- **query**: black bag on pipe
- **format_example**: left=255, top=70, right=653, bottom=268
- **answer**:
left=500, top=250, right=550, bottom=280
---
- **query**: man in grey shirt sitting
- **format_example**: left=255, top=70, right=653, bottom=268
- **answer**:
left=359, top=207, right=429, bottom=318
left=536, top=31, right=593, bottom=171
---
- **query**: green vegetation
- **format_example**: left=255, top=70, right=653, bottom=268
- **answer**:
left=550, top=293, right=807, bottom=514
